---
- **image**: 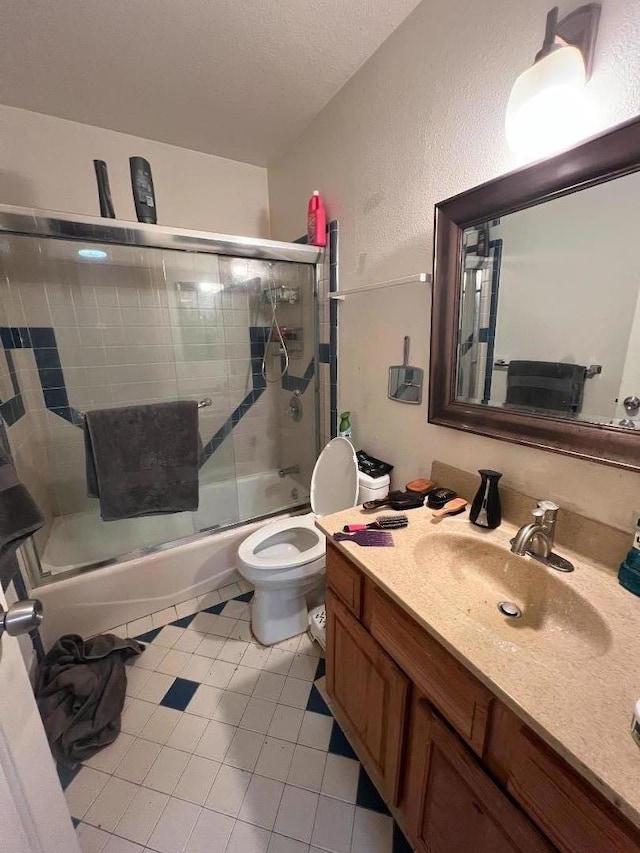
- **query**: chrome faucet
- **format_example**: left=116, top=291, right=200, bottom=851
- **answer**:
left=278, top=464, right=300, bottom=478
left=510, top=501, right=574, bottom=572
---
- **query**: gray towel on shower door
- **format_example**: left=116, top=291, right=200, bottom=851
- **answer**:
left=0, top=449, right=44, bottom=586
left=84, top=400, right=200, bottom=521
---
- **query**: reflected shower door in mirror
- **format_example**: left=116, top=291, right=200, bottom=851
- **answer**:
left=455, top=170, right=640, bottom=429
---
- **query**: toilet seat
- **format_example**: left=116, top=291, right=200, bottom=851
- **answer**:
left=238, top=438, right=359, bottom=572
left=238, top=513, right=324, bottom=571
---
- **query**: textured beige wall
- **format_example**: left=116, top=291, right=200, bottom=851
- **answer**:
left=268, top=0, right=640, bottom=533
left=0, top=105, right=270, bottom=237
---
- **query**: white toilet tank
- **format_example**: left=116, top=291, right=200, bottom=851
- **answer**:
left=357, top=471, right=390, bottom=504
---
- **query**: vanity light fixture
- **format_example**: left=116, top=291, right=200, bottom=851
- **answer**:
left=505, top=4, right=601, bottom=162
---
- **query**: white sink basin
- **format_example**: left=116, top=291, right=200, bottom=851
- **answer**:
left=414, top=532, right=612, bottom=661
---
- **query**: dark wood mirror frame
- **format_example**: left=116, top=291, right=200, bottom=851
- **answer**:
left=429, top=114, right=640, bottom=472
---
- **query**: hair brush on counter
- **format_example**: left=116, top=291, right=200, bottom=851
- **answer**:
left=343, top=514, right=408, bottom=532
left=333, top=530, right=394, bottom=547
left=362, top=491, right=424, bottom=511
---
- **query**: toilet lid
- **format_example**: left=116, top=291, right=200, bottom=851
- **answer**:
left=310, top=437, right=359, bottom=517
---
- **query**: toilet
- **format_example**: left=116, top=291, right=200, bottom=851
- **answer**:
left=237, top=437, right=362, bottom=646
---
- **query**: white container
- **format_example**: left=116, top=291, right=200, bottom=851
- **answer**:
left=358, top=471, right=390, bottom=504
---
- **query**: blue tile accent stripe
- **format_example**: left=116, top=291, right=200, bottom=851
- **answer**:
left=0, top=319, right=319, bottom=469
left=483, top=238, right=503, bottom=403
left=201, top=326, right=316, bottom=465
left=0, top=325, right=80, bottom=426
left=282, top=358, right=315, bottom=394
left=328, top=220, right=339, bottom=438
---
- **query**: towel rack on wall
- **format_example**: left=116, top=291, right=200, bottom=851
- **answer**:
left=328, top=272, right=431, bottom=300
left=80, top=397, right=213, bottom=419
left=493, top=360, right=602, bottom=378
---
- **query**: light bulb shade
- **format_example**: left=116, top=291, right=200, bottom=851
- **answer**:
left=506, top=45, right=594, bottom=162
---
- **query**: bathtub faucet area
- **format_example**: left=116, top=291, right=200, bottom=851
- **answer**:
left=278, top=464, right=300, bottom=478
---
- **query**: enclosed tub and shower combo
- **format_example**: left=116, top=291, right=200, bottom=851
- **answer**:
left=0, top=206, right=326, bottom=646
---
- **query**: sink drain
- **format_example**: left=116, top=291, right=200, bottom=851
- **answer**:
left=497, top=601, right=522, bottom=618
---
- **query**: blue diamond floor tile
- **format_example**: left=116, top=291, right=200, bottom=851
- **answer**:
left=204, top=602, right=227, bottom=615
left=235, top=591, right=254, bottom=602
left=306, top=684, right=331, bottom=716
left=71, top=817, right=81, bottom=829
left=393, top=821, right=413, bottom=852
left=328, top=720, right=358, bottom=759
left=315, top=657, right=326, bottom=680
left=172, top=614, right=196, bottom=629
left=134, top=627, right=162, bottom=644
left=57, top=761, right=80, bottom=791
left=357, top=765, right=390, bottom=815
left=160, top=677, right=200, bottom=711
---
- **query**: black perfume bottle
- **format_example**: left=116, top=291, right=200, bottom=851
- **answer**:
left=469, top=469, right=502, bottom=529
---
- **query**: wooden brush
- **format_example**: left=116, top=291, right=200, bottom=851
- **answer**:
left=333, top=530, right=394, bottom=547
left=431, top=497, right=468, bottom=518
left=405, top=478, right=436, bottom=495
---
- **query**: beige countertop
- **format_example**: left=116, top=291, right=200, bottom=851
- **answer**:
left=317, top=507, right=640, bottom=828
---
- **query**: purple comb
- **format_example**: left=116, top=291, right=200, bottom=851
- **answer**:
left=333, top=530, right=394, bottom=547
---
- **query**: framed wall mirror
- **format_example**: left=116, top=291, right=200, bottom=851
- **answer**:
left=429, top=115, right=640, bottom=472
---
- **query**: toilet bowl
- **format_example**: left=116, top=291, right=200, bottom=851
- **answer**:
left=237, top=437, right=359, bottom=646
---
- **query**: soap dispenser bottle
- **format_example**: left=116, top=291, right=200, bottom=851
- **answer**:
left=618, top=518, right=640, bottom=596
left=307, top=191, right=327, bottom=247
left=469, top=469, right=502, bottom=529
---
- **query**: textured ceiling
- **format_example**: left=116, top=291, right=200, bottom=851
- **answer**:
left=0, top=0, right=423, bottom=166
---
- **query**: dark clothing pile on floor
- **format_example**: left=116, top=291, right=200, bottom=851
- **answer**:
left=35, top=633, right=143, bottom=768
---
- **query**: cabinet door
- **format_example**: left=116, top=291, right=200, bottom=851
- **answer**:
left=326, top=590, right=409, bottom=804
left=406, top=699, right=553, bottom=853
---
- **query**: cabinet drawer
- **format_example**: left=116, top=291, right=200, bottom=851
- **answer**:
left=365, top=582, right=492, bottom=755
left=326, top=543, right=363, bottom=617
left=507, top=728, right=640, bottom=853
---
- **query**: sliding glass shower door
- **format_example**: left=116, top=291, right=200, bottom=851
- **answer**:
left=0, top=227, right=318, bottom=581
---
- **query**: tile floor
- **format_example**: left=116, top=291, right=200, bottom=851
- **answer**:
left=62, top=589, right=413, bottom=853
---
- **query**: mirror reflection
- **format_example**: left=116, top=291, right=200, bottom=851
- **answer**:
left=455, top=170, right=640, bottom=429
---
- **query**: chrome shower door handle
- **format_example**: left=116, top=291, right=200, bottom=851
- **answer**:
left=0, top=599, right=44, bottom=637
left=623, top=396, right=640, bottom=416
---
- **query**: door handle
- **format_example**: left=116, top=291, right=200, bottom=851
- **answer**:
left=0, top=599, right=43, bottom=637
left=623, top=396, right=640, bottom=416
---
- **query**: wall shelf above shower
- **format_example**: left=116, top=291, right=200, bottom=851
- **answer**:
left=0, top=203, right=323, bottom=265
left=328, top=272, right=431, bottom=300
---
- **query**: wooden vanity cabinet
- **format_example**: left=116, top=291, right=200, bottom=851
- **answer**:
left=325, top=589, right=409, bottom=804
left=404, top=698, right=553, bottom=852
left=325, top=543, right=640, bottom=853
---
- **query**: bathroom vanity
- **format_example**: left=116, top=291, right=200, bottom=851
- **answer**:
left=318, top=505, right=640, bottom=852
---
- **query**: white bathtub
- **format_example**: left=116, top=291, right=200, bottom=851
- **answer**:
left=34, top=471, right=309, bottom=646
left=41, top=471, right=307, bottom=573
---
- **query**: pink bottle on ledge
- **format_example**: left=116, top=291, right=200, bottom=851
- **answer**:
left=307, top=190, right=327, bottom=247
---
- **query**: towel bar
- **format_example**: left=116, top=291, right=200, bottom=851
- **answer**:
left=80, top=397, right=213, bottom=419
left=494, top=360, right=602, bottom=378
